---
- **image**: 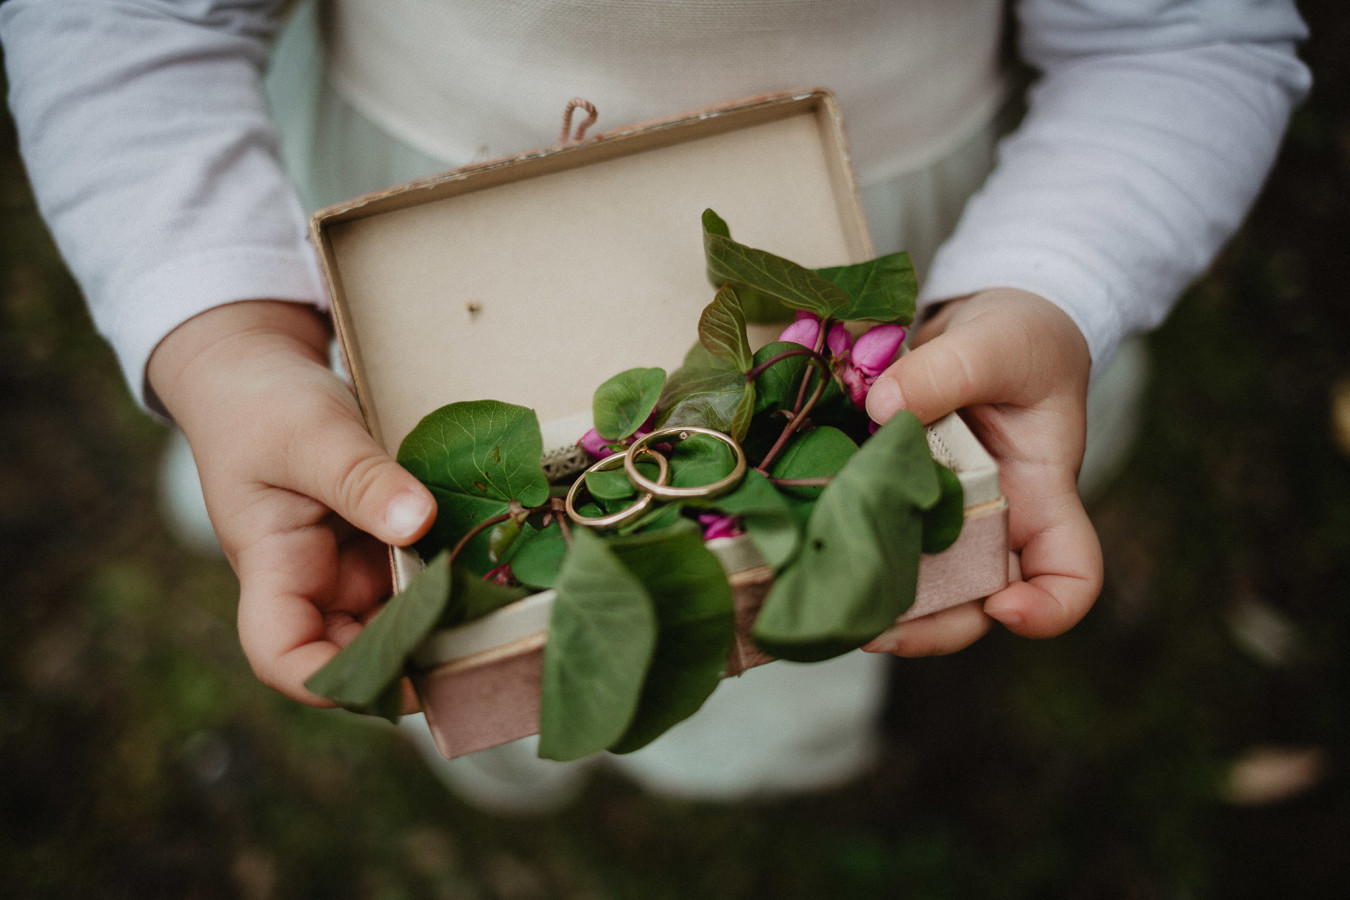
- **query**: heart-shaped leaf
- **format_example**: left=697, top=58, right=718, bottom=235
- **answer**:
left=606, top=520, right=736, bottom=754
left=656, top=361, right=756, bottom=441
left=593, top=367, right=666, bottom=441
left=698, top=285, right=753, bottom=371
left=703, top=209, right=848, bottom=318
left=770, top=425, right=858, bottom=509
left=666, top=432, right=738, bottom=491
left=501, top=522, right=568, bottom=590
left=815, top=252, right=917, bottom=324
left=920, top=462, right=965, bottom=555
left=751, top=412, right=937, bottom=661
left=539, top=530, right=658, bottom=761
left=305, top=551, right=455, bottom=721
left=398, top=401, right=551, bottom=572
left=707, top=468, right=801, bottom=570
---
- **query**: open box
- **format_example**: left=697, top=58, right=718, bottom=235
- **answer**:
left=310, top=91, right=1010, bottom=759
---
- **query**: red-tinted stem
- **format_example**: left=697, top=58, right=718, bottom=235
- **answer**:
left=755, top=355, right=831, bottom=474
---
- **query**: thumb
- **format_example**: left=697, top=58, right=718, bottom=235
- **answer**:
left=865, top=324, right=1013, bottom=426
left=285, top=414, right=437, bottom=546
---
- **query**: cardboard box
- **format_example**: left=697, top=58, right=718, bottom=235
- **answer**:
left=310, top=91, right=1009, bottom=759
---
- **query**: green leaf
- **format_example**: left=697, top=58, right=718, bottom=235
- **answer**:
left=700, top=216, right=792, bottom=322
left=616, top=500, right=687, bottom=536
left=698, top=285, right=754, bottom=371
left=666, top=432, right=738, bottom=491
left=538, top=530, right=658, bottom=761
left=678, top=338, right=723, bottom=371
left=770, top=425, right=858, bottom=506
left=398, top=401, right=551, bottom=572
left=750, top=341, right=811, bottom=415
left=606, top=520, right=737, bottom=753
left=920, top=462, right=965, bottom=555
left=656, top=361, right=756, bottom=441
left=869, top=412, right=942, bottom=510
left=592, top=367, right=666, bottom=441
left=814, top=252, right=917, bottom=324
left=739, top=286, right=795, bottom=324
left=439, top=565, right=530, bottom=628
left=709, top=469, right=802, bottom=570
left=750, top=412, right=937, bottom=662
left=585, top=458, right=662, bottom=501
left=701, top=207, right=732, bottom=240
left=703, top=209, right=848, bottom=318
left=503, top=523, right=568, bottom=589
left=305, top=551, right=454, bottom=721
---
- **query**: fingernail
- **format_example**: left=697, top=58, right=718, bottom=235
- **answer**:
left=865, top=376, right=903, bottom=422
left=385, top=491, right=433, bottom=540
left=986, top=606, right=1023, bottom=630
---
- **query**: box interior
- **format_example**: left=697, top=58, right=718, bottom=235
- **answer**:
left=311, top=92, right=1002, bottom=613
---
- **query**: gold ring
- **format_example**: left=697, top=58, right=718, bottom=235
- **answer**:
left=624, top=425, right=747, bottom=501
left=564, top=448, right=670, bottom=529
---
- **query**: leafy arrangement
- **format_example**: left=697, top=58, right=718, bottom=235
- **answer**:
left=306, top=210, right=964, bottom=760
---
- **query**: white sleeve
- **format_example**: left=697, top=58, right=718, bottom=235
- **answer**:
left=918, top=0, right=1311, bottom=377
left=0, top=0, right=326, bottom=410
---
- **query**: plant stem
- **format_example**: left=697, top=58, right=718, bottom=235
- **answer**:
left=448, top=509, right=539, bottom=569
left=743, top=345, right=823, bottom=382
left=793, top=317, right=832, bottom=414
left=550, top=495, right=574, bottom=548
left=755, top=356, right=830, bottom=474
left=767, top=476, right=834, bottom=488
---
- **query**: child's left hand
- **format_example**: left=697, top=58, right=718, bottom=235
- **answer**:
left=861, top=288, right=1104, bottom=657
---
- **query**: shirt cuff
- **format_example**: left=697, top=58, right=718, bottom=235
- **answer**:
left=97, top=245, right=328, bottom=418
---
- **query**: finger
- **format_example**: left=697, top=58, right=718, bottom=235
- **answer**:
left=983, top=482, right=1102, bottom=639
left=864, top=313, right=1033, bottom=426
left=236, top=521, right=426, bottom=711
left=334, top=526, right=396, bottom=613
left=235, top=522, right=390, bottom=706
left=235, top=526, right=342, bottom=705
left=279, top=392, right=436, bottom=548
left=862, top=599, right=992, bottom=657
left=399, top=679, right=423, bottom=716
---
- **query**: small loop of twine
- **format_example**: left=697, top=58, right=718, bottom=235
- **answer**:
left=559, top=98, right=598, bottom=145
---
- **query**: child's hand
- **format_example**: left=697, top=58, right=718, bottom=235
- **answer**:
left=148, top=301, right=437, bottom=709
left=862, top=288, right=1103, bottom=656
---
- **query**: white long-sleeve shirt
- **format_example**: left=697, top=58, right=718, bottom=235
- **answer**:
left=0, top=0, right=1311, bottom=405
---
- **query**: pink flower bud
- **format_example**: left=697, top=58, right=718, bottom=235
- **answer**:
left=840, top=362, right=870, bottom=408
left=827, top=322, right=853, bottom=359
left=485, top=563, right=515, bottom=586
left=851, top=325, right=907, bottom=377
left=697, top=512, right=742, bottom=540
left=777, top=314, right=821, bottom=349
left=579, top=427, right=614, bottom=459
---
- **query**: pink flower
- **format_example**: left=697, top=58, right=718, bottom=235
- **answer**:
left=840, top=324, right=907, bottom=408
left=578, top=411, right=661, bottom=459
left=579, top=427, right=615, bottom=459
left=698, top=512, right=742, bottom=540
left=850, top=324, right=907, bottom=377
left=840, top=363, right=870, bottom=408
left=777, top=311, right=821, bottom=349
left=827, top=321, right=853, bottom=358
left=777, top=315, right=908, bottom=410
left=484, top=563, right=515, bottom=585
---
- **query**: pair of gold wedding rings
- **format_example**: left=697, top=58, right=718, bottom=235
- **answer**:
left=563, top=425, right=748, bottom=529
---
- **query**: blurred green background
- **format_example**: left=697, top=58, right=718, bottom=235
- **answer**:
left=4, top=4, right=1350, bottom=898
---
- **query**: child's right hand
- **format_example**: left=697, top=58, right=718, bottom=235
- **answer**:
left=862, top=288, right=1104, bottom=658
left=147, top=300, right=437, bottom=709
